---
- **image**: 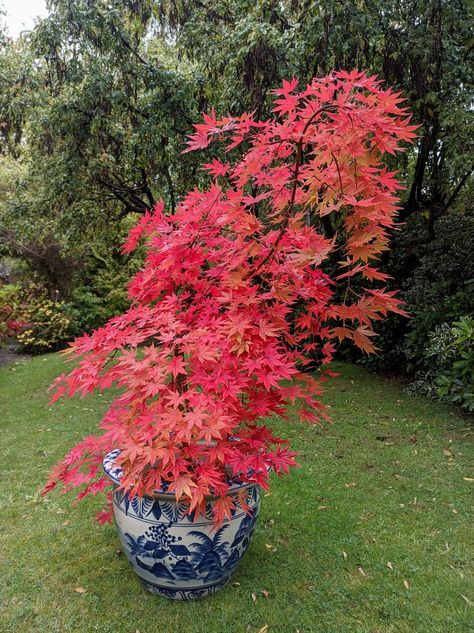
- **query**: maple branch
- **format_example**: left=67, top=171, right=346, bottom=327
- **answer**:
left=102, top=349, right=119, bottom=370
left=330, top=152, right=344, bottom=195
left=187, top=136, right=278, bottom=249
left=250, top=105, right=335, bottom=275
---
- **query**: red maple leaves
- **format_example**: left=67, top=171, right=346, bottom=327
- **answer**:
left=43, top=70, right=416, bottom=525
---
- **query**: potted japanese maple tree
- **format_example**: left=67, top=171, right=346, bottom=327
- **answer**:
left=43, top=71, right=416, bottom=600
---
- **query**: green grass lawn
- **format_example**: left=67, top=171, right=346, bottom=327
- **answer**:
left=0, top=354, right=472, bottom=633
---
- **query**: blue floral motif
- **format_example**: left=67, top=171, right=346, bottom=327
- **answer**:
left=120, top=509, right=258, bottom=588
left=115, top=495, right=259, bottom=598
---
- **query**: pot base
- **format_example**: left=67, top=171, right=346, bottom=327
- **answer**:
left=139, top=576, right=230, bottom=600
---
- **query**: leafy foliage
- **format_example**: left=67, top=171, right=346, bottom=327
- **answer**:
left=0, top=283, right=26, bottom=345
left=43, top=72, right=415, bottom=525
left=12, top=280, right=71, bottom=353
left=0, top=0, right=202, bottom=295
left=403, top=212, right=474, bottom=370
left=360, top=211, right=474, bottom=374
left=64, top=253, right=134, bottom=337
left=26, top=0, right=199, bottom=221
left=0, top=278, right=71, bottom=353
left=408, top=317, right=474, bottom=411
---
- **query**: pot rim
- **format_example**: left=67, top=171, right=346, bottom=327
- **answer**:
left=102, top=449, right=261, bottom=501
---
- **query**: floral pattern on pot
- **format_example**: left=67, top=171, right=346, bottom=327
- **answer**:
left=104, top=451, right=261, bottom=600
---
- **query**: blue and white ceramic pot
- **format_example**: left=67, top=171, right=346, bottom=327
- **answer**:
left=103, top=450, right=261, bottom=600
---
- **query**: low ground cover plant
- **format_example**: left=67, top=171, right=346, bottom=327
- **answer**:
left=408, top=316, right=474, bottom=411
left=0, top=279, right=70, bottom=353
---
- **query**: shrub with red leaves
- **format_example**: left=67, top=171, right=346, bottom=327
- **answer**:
left=43, top=70, right=416, bottom=525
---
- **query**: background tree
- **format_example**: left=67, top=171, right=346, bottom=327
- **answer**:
left=0, top=0, right=203, bottom=298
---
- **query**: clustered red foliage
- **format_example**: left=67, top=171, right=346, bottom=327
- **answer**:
left=43, top=71, right=417, bottom=525
left=0, top=300, right=28, bottom=342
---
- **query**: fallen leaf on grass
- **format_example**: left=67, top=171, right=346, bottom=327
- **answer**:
left=358, top=567, right=366, bottom=577
left=460, top=594, right=473, bottom=607
left=463, top=477, right=474, bottom=482
left=261, top=590, right=270, bottom=598
left=387, top=562, right=394, bottom=570
left=403, top=579, right=410, bottom=590
left=317, top=505, right=328, bottom=511
left=74, top=587, right=86, bottom=594
left=251, top=592, right=257, bottom=604
left=452, top=508, right=458, bottom=514
left=344, top=482, right=357, bottom=488
left=258, top=626, right=269, bottom=633
left=342, top=551, right=348, bottom=560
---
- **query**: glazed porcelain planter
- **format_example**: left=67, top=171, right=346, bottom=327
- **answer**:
left=103, top=450, right=261, bottom=600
